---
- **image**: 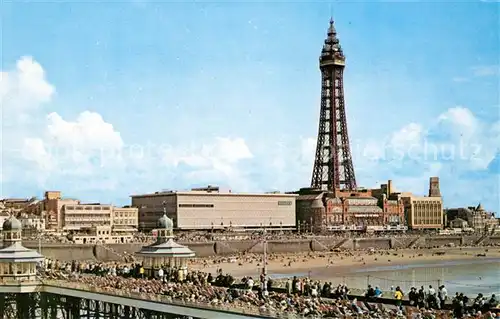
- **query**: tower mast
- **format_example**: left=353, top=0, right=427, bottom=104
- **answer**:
left=311, top=19, right=357, bottom=191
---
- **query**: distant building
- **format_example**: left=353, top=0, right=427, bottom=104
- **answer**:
left=24, top=191, right=138, bottom=235
left=402, top=195, right=443, bottom=230
left=19, top=214, right=46, bottom=231
left=295, top=180, right=405, bottom=232
left=449, top=218, right=468, bottom=229
left=400, top=177, right=443, bottom=230
left=112, top=207, right=140, bottom=233
left=0, top=198, right=36, bottom=210
left=131, top=186, right=297, bottom=231
left=446, top=203, right=498, bottom=232
left=71, top=225, right=134, bottom=245
left=43, top=191, right=80, bottom=230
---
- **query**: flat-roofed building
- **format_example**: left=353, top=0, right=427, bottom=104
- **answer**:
left=402, top=195, right=443, bottom=229
left=44, top=191, right=80, bottom=230
left=62, top=204, right=113, bottom=230
left=401, top=177, right=444, bottom=230
left=112, top=207, right=139, bottom=233
left=131, top=187, right=297, bottom=231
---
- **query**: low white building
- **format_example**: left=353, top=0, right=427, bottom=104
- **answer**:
left=19, top=214, right=46, bottom=231
left=71, top=226, right=134, bottom=245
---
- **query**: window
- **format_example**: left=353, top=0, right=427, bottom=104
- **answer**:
left=178, top=204, right=214, bottom=208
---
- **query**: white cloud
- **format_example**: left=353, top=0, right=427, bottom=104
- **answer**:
left=351, top=106, right=499, bottom=206
left=21, top=138, right=53, bottom=170
left=0, top=56, right=55, bottom=111
left=471, top=65, right=499, bottom=77
left=437, top=107, right=477, bottom=131
left=390, top=123, right=424, bottom=148
left=21, top=111, right=125, bottom=175
left=45, top=111, right=124, bottom=150
left=3, top=56, right=255, bottom=195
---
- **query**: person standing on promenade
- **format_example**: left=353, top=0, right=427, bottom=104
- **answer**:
left=158, top=267, right=164, bottom=282
left=427, top=285, right=438, bottom=308
left=394, top=286, right=404, bottom=310
left=438, top=285, right=448, bottom=309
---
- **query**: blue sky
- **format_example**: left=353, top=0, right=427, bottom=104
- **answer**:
left=1, top=1, right=499, bottom=213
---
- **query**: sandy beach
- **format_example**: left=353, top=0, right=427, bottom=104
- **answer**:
left=189, top=247, right=500, bottom=279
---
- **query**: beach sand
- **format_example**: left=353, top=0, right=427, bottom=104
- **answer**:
left=188, top=247, right=500, bottom=280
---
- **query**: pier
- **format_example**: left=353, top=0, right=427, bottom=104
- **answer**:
left=0, top=280, right=271, bottom=319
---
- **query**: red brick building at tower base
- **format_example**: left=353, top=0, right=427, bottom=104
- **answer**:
left=295, top=180, right=405, bottom=232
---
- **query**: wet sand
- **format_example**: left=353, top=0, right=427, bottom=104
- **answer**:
left=189, top=247, right=500, bottom=279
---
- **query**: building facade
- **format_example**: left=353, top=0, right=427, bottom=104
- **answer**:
left=19, top=214, right=46, bottom=231
left=62, top=204, right=113, bottom=230
left=28, top=191, right=139, bottom=233
left=296, top=180, right=406, bottom=232
left=131, top=187, right=297, bottom=231
left=446, top=204, right=498, bottom=232
left=401, top=177, right=444, bottom=230
left=43, top=191, right=80, bottom=230
left=112, top=207, right=139, bottom=232
left=402, top=196, right=443, bottom=230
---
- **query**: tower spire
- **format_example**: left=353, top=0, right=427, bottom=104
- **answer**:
left=311, top=19, right=357, bottom=191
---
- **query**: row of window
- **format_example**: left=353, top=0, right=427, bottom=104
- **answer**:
left=113, top=219, right=137, bottom=225
left=65, top=214, right=111, bottom=218
left=64, top=221, right=111, bottom=225
left=66, top=206, right=111, bottom=210
left=178, top=204, right=214, bottom=208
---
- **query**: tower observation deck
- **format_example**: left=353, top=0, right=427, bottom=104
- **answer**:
left=311, top=18, right=357, bottom=191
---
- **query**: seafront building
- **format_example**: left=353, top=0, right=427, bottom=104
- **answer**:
left=295, top=180, right=406, bottom=232
left=400, top=177, right=444, bottom=230
left=131, top=186, right=297, bottom=231
left=446, top=204, right=498, bottom=232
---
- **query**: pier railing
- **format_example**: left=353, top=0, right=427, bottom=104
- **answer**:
left=41, top=279, right=302, bottom=319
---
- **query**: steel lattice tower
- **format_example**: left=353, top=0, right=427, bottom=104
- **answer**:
left=311, top=19, right=357, bottom=191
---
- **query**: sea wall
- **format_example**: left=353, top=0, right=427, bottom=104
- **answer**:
left=20, top=235, right=498, bottom=261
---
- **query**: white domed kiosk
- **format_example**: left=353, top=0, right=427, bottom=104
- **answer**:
left=0, top=216, right=44, bottom=282
left=135, top=213, right=195, bottom=278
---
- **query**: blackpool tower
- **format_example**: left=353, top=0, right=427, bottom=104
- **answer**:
left=311, top=19, right=357, bottom=191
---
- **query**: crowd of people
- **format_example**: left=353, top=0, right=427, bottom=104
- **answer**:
left=40, top=258, right=499, bottom=318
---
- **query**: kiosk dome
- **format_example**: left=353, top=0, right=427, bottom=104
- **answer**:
left=2, top=216, right=22, bottom=231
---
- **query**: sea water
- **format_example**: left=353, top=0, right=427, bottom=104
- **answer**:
left=269, top=258, right=500, bottom=296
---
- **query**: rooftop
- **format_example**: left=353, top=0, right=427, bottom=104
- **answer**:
left=0, top=242, right=44, bottom=263
left=131, top=190, right=297, bottom=198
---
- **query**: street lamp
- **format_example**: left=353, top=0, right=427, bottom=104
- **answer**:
left=261, top=227, right=268, bottom=295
